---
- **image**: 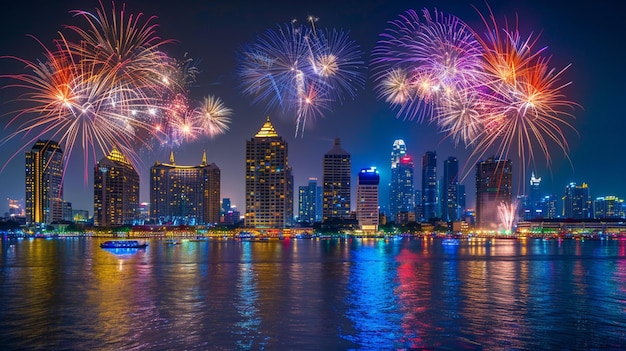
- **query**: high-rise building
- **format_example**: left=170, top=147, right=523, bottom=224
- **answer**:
left=25, top=140, right=64, bottom=225
left=475, top=156, right=512, bottom=229
left=389, top=139, right=415, bottom=220
left=594, top=196, right=624, bottom=219
left=442, top=156, right=459, bottom=222
left=150, top=151, right=220, bottom=225
left=541, top=194, right=558, bottom=219
left=323, top=138, right=351, bottom=221
left=298, top=178, right=322, bottom=224
left=562, top=182, right=592, bottom=219
left=356, top=167, right=379, bottom=232
left=457, top=184, right=466, bottom=220
left=421, top=151, right=438, bottom=221
left=245, top=116, right=293, bottom=228
left=94, top=148, right=140, bottom=226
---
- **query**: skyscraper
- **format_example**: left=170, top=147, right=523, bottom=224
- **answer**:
left=94, top=148, right=140, bottom=226
left=475, top=156, right=512, bottom=229
left=389, top=139, right=415, bottom=220
left=25, top=140, right=64, bottom=225
left=421, top=151, right=438, bottom=221
left=298, top=178, right=322, bottom=224
left=150, top=151, right=220, bottom=225
left=442, top=156, right=459, bottom=222
left=245, top=116, right=293, bottom=228
left=562, top=182, right=592, bottom=219
left=356, top=167, right=379, bottom=232
left=323, top=138, right=351, bottom=221
left=529, top=172, right=542, bottom=218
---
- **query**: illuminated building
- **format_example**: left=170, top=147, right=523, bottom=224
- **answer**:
left=298, top=178, right=322, bottom=224
left=323, top=138, right=351, bottom=221
left=7, top=198, right=24, bottom=218
left=356, top=167, right=380, bottom=232
left=150, top=151, right=220, bottom=225
left=562, top=182, right=592, bottom=219
left=389, top=139, right=415, bottom=220
left=94, top=148, right=140, bottom=226
left=421, top=151, right=438, bottom=221
left=594, top=196, right=625, bottom=219
left=442, top=156, right=459, bottom=222
left=25, top=139, right=64, bottom=225
left=245, top=116, right=293, bottom=228
left=475, top=156, right=512, bottom=229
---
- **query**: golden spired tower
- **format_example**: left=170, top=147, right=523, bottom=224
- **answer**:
left=94, top=148, right=140, bottom=226
left=245, top=116, right=293, bottom=228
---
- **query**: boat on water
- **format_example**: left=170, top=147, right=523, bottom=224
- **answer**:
left=442, top=236, right=460, bottom=246
left=100, top=240, right=148, bottom=249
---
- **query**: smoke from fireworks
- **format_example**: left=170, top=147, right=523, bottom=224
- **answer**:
left=238, top=17, right=366, bottom=137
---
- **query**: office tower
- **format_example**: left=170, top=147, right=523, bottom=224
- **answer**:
left=245, top=116, right=293, bottom=228
left=442, top=156, right=459, bottom=222
left=421, top=151, right=438, bottom=221
left=25, top=140, right=64, bottom=225
left=562, top=182, right=592, bottom=219
left=323, top=138, right=351, bottom=221
left=298, top=178, right=322, bottom=224
left=594, top=196, right=624, bottom=219
left=356, top=167, right=380, bottom=231
left=150, top=151, right=220, bottom=225
left=389, top=139, right=415, bottom=220
left=457, top=184, right=466, bottom=220
left=541, top=195, right=558, bottom=219
left=94, top=148, right=140, bottom=226
left=475, top=156, right=512, bottom=229
left=222, top=198, right=231, bottom=214
left=529, top=172, right=542, bottom=219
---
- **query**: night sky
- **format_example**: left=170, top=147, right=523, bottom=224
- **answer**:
left=0, top=0, right=621, bottom=217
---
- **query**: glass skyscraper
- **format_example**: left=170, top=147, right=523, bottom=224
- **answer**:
left=389, top=139, right=414, bottom=220
left=442, top=156, right=459, bottom=222
left=421, top=151, right=438, bottom=221
left=298, top=178, right=322, bottom=224
left=245, top=116, right=293, bottom=228
left=323, top=138, right=351, bottom=221
left=25, top=139, right=64, bottom=225
left=563, top=182, right=592, bottom=219
left=94, top=148, right=139, bottom=226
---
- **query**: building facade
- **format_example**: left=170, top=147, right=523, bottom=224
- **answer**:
left=563, top=182, right=592, bottom=219
left=245, top=117, right=293, bottom=228
left=356, top=167, right=379, bottom=232
left=150, top=151, right=220, bottom=225
left=389, top=140, right=415, bottom=220
left=442, top=156, right=459, bottom=222
left=322, top=138, right=351, bottom=221
left=475, top=156, right=512, bottom=229
left=25, top=140, right=64, bottom=225
left=421, top=151, right=438, bottom=221
left=298, top=178, right=322, bottom=224
left=94, top=148, right=140, bottom=226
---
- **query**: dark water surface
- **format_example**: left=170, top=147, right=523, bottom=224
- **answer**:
left=1, top=237, right=626, bottom=350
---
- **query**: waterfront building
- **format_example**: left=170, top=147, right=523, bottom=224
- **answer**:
left=562, top=182, right=592, bottom=219
left=529, top=172, right=542, bottom=218
left=541, top=195, right=558, bottom=219
left=593, top=196, right=624, bottom=219
left=389, top=140, right=415, bottom=219
left=421, top=151, right=438, bottom=221
left=322, top=138, right=351, bottom=221
left=457, top=184, right=466, bottom=220
left=94, top=148, right=140, bottom=226
left=25, top=140, right=64, bottom=225
left=475, top=156, right=512, bottom=229
left=356, top=167, right=380, bottom=232
left=150, top=151, right=220, bottom=225
left=442, top=156, right=459, bottom=222
left=245, top=116, right=293, bottom=228
left=298, top=178, right=322, bottom=224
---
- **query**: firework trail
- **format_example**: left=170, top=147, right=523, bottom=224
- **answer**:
left=497, top=200, right=518, bottom=234
left=239, top=17, right=365, bottom=137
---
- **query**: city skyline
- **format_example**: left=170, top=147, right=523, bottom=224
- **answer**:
left=0, top=0, right=621, bottom=215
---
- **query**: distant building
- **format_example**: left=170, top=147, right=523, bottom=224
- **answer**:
left=72, top=209, right=89, bottom=223
left=323, top=138, right=351, bottom=221
left=298, top=178, right=322, bottom=224
left=245, top=116, right=293, bottom=228
left=356, top=167, right=380, bottom=232
left=475, top=156, right=512, bottom=229
left=562, top=182, right=592, bottom=219
left=594, top=196, right=625, bottom=219
left=421, top=151, right=438, bottom=221
left=389, top=140, right=415, bottom=219
left=442, top=156, right=459, bottom=222
left=25, top=140, right=64, bottom=225
left=94, top=148, right=140, bottom=226
left=150, top=151, right=220, bottom=225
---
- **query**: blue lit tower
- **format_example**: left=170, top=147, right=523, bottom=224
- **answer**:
left=389, top=139, right=415, bottom=220
left=563, top=182, right=592, bottom=219
left=323, top=138, right=351, bottom=221
left=25, top=139, right=64, bottom=225
left=298, top=178, right=322, bottom=224
left=443, top=156, right=459, bottom=222
left=356, top=167, right=380, bottom=232
left=475, top=156, right=512, bottom=229
left=245, top=116, right=293, bottom=228
left=529, top=172, right=542, bottom=218
left=422, top=151, right=438, bottom=221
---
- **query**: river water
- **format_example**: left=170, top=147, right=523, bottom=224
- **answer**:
left=1, top=236, right=625, bottom=350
